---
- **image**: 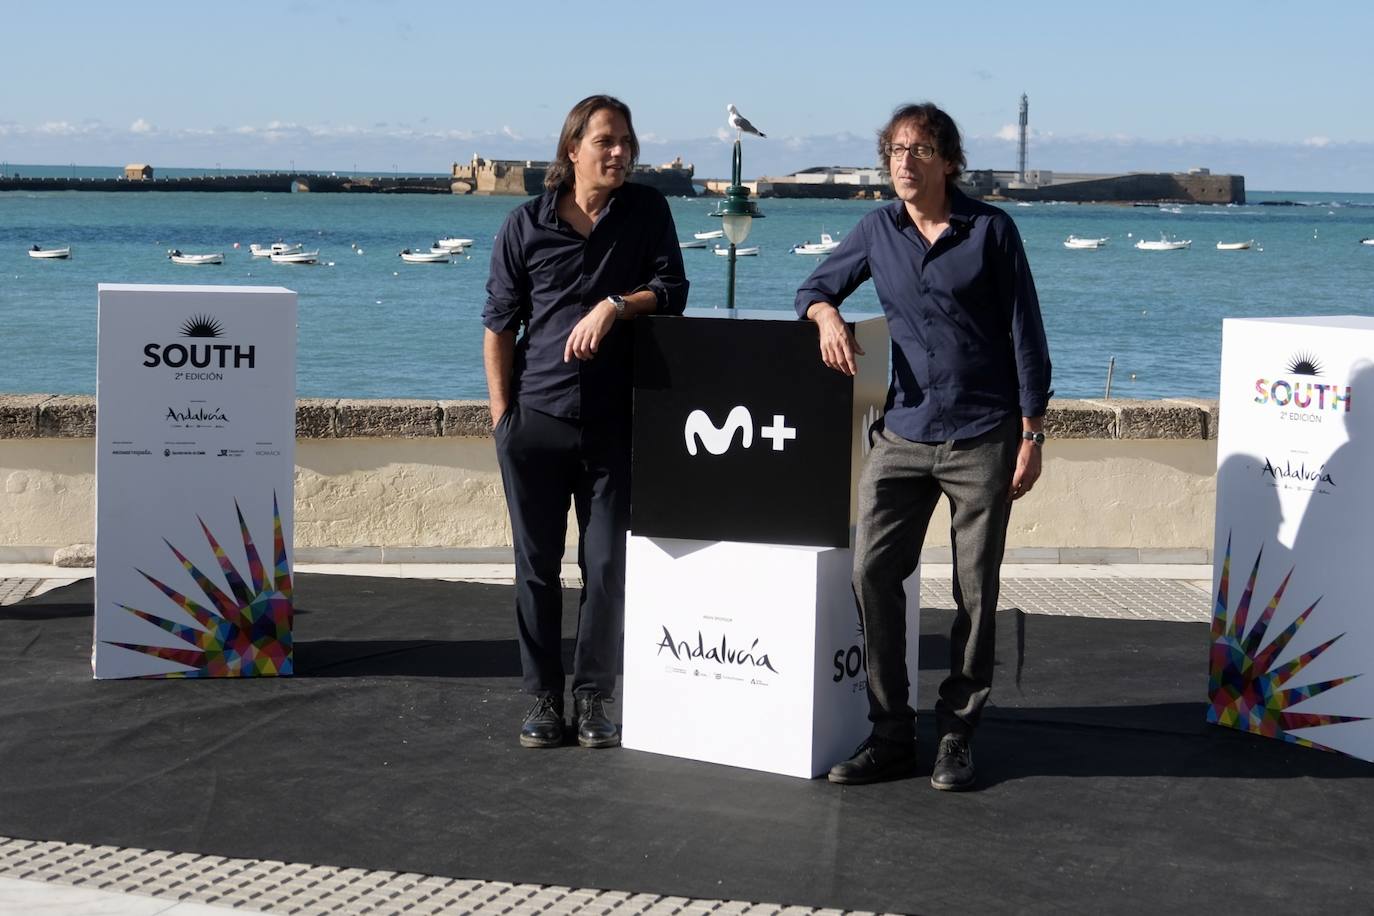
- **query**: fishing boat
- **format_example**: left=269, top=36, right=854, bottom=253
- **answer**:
left=28, top=245, right=71, bottom=259
left=792, top=233, right=841, bottom=255
left=694, top=229, right=725, bottom=240
left=679, top=238, right=708, bottom=249
left=1064, top=236, right=1108, bottom=250
left=250, top=242, right=303, bottom=258
left=1135, top=235, right=1191, bottom=251
left=399, top=248, right=450, bottom=263
left=434, top=237, right=474, bottom=251
left=713, top=245, right=759, bottom=257
left=270, top=249, right=320, bottom=264
left=167, top=250, right=223, bottom=265
left=1216, top=240, right=1254, bottom=251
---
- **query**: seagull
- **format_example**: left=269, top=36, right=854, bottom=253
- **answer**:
left=727, top=104, right=766, bottom=138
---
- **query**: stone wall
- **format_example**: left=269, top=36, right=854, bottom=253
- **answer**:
left=0, top=395, right=1220, bottom=564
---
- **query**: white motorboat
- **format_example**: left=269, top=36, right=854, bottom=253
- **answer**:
left=28, top=245, right=71, bottom=259
left=250, top=242, right=303, bottom=258
left=1135, top=235, right=1191, bottom=251
left=792, top=232, right=841, bottom=255
left=679, top=238, right=708, bottom=249
left=1216, top=240, right=1254, bottom=251
left=1361, top=238, right=1374, bottom=246
left=399, top=248, right=450, bottom=263
left=713, top=245, right=759, bottom=257
left=694, top=229, right=725, bottom=240
left=167, top=249, right=223, bottom=265
left=434, top=237, right=474, bottom=251
left=1064, top=236, right=1108, bottom=250
left=270, top=249, right=320, bottom=264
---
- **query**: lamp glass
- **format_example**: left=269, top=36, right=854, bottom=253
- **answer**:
left=722, top=212, right=753, bottom=245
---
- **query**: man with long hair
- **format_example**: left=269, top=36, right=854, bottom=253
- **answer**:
left=483, top=95, right=688, bottom=749
left=796, top=102, right=1051, bottom=790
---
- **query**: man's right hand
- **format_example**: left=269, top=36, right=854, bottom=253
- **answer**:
left=807, top=302, right=864, bottom=376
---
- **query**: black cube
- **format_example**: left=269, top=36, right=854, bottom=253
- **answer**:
left=631, top=309, right=888, bottom=548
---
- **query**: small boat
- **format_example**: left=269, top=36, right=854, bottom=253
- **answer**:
left=694, top=229, right=725, bottom=240
left=1361, top=238, right=1374, bottom=246
left=792, top=233, right=841, bottom=255
left=679, top=238, right=708, bottom=249
left=1158, top=205, right=1183, bottom=214
left=1135, top=235, right=1191, bottom=251
left=1064, top=236, right=1108, bottom=250
left=1216, top=240, right=1254, bottom=251
left=28, top=245, right=71, bottom=259
left=434, top=237, right=474, bottom=251
left=167, top=249, right=224, bottom=265
left=399, top=248, right=450, bottom=263
left=270, top=249, right=320, bottom=264
left=250, top=242, right=303, bottom=258
left=713, top=245, right=759, bottom=257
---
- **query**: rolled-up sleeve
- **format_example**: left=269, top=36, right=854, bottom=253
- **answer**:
left=793, top=221, right=872, bottom=317
left=482, top=212, right=529, bottom=334
left=634, top=195, right=689, bottom=316
left=995, top=217, right=1053, bottom=417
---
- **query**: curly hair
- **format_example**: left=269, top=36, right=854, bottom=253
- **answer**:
left=876, top=102, right=966, bottom=181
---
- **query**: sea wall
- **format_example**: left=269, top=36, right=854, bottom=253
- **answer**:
left=999, top=172, right=1246, bottom=205
left=0, top=395, right=1219, bottom=565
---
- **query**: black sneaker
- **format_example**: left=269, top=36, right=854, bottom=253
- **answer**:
left=573, top=692, right=620, bottom=748
left=519, top=694, right=565, bottom=748
left=827, top=737, right=918, bottom=785
left=930, top=733, right=976, bottom=791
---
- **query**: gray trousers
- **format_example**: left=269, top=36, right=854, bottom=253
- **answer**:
left=852, top=415, right=1020, bottom=744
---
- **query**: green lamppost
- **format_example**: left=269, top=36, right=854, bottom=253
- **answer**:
left=709, top=137, right=764, bottom=311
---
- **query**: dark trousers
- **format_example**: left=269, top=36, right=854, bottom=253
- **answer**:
left=494, top=403, right=630, bottom=697
left=852, top=416, right=1020, bottom=744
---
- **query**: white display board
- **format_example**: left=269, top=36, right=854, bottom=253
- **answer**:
left=623, top=535, right=921, bottom=778
left=1211, top=317, right=1374, bottom=759
left=94, top=284, right=297, bottom=679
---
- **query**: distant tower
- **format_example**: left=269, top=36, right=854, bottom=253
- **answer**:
left=1017, top=93, right=1029, bottom=184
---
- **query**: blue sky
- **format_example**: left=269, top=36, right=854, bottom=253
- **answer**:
left=3, top=0, right=1372, bottom=190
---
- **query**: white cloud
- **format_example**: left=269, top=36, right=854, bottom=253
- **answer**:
left=1303, top=136, right=1331, bottom=148
left=995, top=124, right=1019, bottom=142
left=130, top=118, right=154, bottom=134
left=714, top=127, right=732, bottom=143
left=500, top=125, right=522, bottom=140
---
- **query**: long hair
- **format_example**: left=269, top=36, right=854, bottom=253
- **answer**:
left=877, top=102, right=966, bottom=182
left=544, top=95, right=640, bottom=191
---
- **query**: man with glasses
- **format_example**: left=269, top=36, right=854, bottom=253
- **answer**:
left=795, top=102, right=1051, bottom=790
left=484, top=95, right=688, bottom=750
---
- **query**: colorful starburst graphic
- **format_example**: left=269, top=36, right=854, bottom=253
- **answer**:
left=1208, top=533, right=1364, bottom=749
left=105, top=494, right=293, bottom=677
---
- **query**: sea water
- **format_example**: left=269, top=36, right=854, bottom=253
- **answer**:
left=2, top=187, right=1371, bottom=400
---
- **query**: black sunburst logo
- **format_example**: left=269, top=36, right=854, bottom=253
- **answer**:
left=180, top=315, right=225, bottom=338
left=1286, top=352, right=1323, bottom=376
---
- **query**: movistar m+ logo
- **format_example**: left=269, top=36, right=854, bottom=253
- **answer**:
left=684, top=406, right=796, bottom=456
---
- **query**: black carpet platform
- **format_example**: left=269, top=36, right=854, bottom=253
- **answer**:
left=2, top=576, right=1370, bottom=915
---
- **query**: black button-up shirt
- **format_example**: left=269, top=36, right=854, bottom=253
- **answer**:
left=483, top=182, right=688, bottom=421
left=794, top=188, right=1051, bottom=442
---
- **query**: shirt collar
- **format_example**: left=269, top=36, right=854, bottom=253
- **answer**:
left=888, top=184, right=975, bottom=230
left=537, top=183, right=623, bottom=229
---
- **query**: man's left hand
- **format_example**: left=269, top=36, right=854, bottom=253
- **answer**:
left=1008, top=439, right=1042, bottom=502
left=564, top=300, right=618, bottom=362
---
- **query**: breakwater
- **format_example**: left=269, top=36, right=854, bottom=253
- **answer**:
left=0, top=173, right=457, bottom=194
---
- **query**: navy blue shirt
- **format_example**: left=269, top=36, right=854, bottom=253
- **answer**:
left=483, top=182, right=688, bottom=421
left=794, top=188, right=1051, bottom=442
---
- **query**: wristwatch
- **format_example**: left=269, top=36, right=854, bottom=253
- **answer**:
left=1022, top=430, right=1046, bottom=446
left=608, top=294, right=628, bottom=317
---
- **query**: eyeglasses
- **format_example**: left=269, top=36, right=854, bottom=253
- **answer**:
left=884, top=143, right=937, bottom=161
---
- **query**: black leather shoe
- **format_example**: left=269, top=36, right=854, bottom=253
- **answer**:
left=827, top=737, right=917, bottom=785
left=519, top=694, right=565, bottom=748
left=573, top=692, right=620, bottom=748
left=930, top=733, right=976, bottom=791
